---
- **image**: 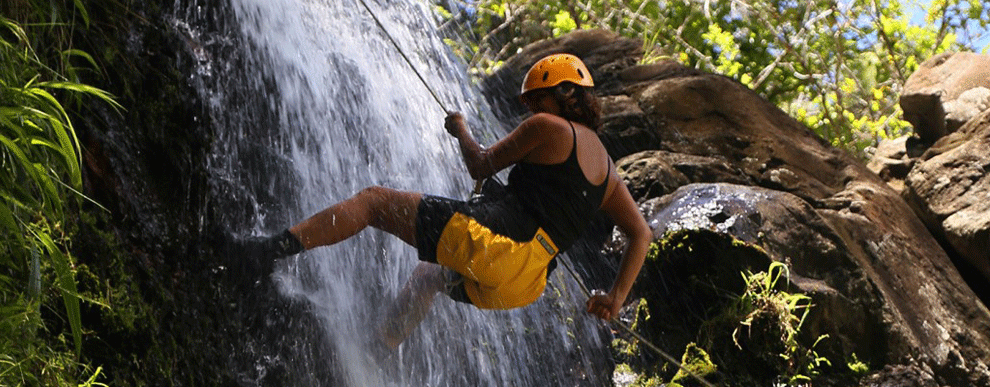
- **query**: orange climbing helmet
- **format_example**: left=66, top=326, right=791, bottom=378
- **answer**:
left=520, top=53, right=594, bottom=95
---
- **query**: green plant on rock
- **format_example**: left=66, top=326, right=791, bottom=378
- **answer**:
left=669, top=342, right=717, bottom=386
left=612, top=298, right=651, bottom=361
left=847, top=352, right=870, bottom=376
left=729, top=262, right=830, bottom=385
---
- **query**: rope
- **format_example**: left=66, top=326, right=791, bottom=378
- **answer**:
left=356, top=0, right=486, bottom=195
left=558, top=258, right=718, bottom=387
left=355, top=0, right=448, bottom=113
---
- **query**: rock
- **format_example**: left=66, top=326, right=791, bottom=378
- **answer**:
left=900, top=52, right=990, bottom=144
left=627, top=183, right=990, bottom=386
left=615, top=150, right=751, bottom=202
left=904, top=108, right=990, bottom=285
left=861, top=364, right=938, bottom=387
left=600, top=94, right=643, bottom=117
left=866, top=135, right=927, bottom=194
left=597, top=95, right=663, bottom=158
left=945, top=87, right=990, bottom=127
left=636, top=184, right=896, bottom=369
left=628, top=66, right=857, bottom=204
left=486, top=30, right=990, bottom=386
left=617, top=60, right=703, bottom=84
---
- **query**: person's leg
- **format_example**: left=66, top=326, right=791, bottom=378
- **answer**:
left=224, top=186, right=421, bottom=282
left=292, top=186, right=439, bottom=347
left=378, top=262, right=449, bottom=349
left=287, top=187, right=448, bottom=348
left=290, top=186, right=422, bottom=250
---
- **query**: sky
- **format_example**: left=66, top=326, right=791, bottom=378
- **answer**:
left=908, top=0, right=990, bottom=53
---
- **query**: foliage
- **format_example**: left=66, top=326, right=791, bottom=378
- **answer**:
left=669, top=342, right=717, bottom=385
left=611, top=298, right=651, bottom=360
left=847, top=352, right=871, bottom=376
left=722, top=262, right=830, bottom=385
left=1, top=1, right=119, bottom=384
left=437, top=0, right=989, bottom=156
left=613, top=363, right=663, bottom=387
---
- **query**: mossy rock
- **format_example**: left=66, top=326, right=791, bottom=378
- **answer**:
left=670, top=343, right=717, bottom=385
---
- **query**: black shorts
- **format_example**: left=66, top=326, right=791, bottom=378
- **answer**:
left=415, top=195, right=473, bottom=304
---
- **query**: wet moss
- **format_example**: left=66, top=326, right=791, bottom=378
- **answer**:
left=73, top=209, right=172, bottom=385
left=670, top=343, right=717, bottom=386
left=613, top=363, right=664, bottom=387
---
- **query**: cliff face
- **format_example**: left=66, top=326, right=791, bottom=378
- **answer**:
left=71, top=0, right=334, bottom=385
left=484, top=29, right=990, bottom=386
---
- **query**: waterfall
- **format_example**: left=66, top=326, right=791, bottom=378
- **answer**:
left=187, top=0, right=613, bottom=384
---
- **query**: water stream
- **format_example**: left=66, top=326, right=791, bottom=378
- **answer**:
left=185, top=0, right=613, bottom=385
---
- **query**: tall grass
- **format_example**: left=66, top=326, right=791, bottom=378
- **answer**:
left=1, top=3, right=120, bottom=384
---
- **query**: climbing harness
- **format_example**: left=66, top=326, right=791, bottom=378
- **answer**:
left=558, top=257, right=719, bottom=387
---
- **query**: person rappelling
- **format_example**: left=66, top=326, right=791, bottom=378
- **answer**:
left=224, top=53, right=650, bottom=353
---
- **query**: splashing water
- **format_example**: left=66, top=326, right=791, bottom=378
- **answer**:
left=186, top=0, right=613, bottom=384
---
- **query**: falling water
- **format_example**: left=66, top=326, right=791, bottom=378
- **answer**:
left=186, top=0, right=613, bottom=384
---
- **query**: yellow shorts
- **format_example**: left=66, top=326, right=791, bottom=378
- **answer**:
left=415, top=195, right=558, bottom=309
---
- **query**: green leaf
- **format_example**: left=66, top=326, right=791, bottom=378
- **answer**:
left=24, top=87, right=83, bottom=188
left=33, top=163, right=63, bottom=216
left=551, top=11, right=577, bottom=37
left=72, top=0, right=91, bottom=28
left=38, top=81, right=122, bottom=110
left=0, top=17, right=29, bottom=45
left=0, top=197, right=21, bottom=244
left=0, top=134, right=45, bottom=189
left=33, top=229, right=82, bottom=356
left=62, top=48, right=100, bottom=73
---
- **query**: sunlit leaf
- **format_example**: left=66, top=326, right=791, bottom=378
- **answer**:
left=33, top=229, right=82, bottom=356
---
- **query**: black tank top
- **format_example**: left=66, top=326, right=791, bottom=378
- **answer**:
left=507, top=120, right=609, bottom=252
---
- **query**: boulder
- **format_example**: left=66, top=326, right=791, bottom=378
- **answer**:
left=636, top=184, right=888, bottom=378
left=615, top=150, right=752, bottom=202
left=899, top=52, right=990, bottom=144
left=488, top=32, right=990, bottom=385
left=866, top=135, right=928, bottom=195
left=904, top=108, right=990, bottom=285
left=616, top=68, right=990, bottom=385
left=627, top=69, right=858, bottom=204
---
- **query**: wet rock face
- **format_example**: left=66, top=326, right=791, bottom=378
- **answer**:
left=900, top=52, right=990, bottom=144
left=640, top=184, right=885, bottom=366
left=615, top=151, right=751, bottom=202
left=488, top=32, right=990, bottom=385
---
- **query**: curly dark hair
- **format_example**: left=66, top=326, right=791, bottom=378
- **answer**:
left=523, top=82, right=602, bottom=132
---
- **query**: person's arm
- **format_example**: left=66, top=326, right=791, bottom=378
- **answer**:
left=444, top=112, right=551, bottom=180
left=586, top=174, right=652, bottom=320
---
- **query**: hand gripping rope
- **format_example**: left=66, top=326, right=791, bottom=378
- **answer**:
left=356, top=1, right=716, bottom=385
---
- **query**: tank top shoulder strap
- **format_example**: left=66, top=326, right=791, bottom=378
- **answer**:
left=566, top=120, right=578, bottom=162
